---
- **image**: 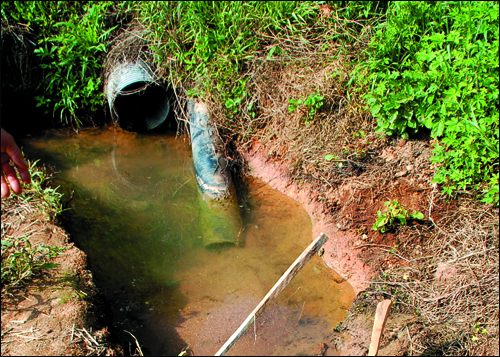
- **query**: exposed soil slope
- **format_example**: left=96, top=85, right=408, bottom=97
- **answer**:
left=1, top=196, right=122, bottom=356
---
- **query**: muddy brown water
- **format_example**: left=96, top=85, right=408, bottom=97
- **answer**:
left=20, top=126, right=355, bottom=356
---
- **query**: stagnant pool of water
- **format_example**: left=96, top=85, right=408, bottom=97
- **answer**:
left=21, top=126, right=355, bottom=356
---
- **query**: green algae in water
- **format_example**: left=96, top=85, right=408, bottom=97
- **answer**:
left=198, top=188, right=244, bottom=247
left=22, top=127, right=206, bottom=295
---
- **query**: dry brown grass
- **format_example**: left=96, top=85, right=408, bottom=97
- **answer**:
left=369, top=195, right=499, bottom=356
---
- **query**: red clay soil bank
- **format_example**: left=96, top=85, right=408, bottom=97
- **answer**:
left=245, top=142, right=373, bottom=294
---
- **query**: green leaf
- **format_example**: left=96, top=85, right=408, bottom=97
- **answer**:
left=370, top=104, right=382, bottom=116
left=411, top=212, right=424, bottom=220
left=325, top=154, right=340, bottom=161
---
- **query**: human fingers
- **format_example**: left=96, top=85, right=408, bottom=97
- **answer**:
left=2, top=161, right=22, bottom=195
left=1, top=152, right=10, bottom=166
left=1, top=129, right=30, bottom=177
left=5, top=142, right=30, bottom=178
left=18, top=165, right=32, bottom=185
left=1, top=171, right=11, bottom=198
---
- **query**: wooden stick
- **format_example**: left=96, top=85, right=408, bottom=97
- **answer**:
left=368, top=299, right=392, bottom=356
left=214, top=233, right=329, bottom=356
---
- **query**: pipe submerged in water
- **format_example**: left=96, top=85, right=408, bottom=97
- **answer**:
left=187, top=99, right=243, bottom=247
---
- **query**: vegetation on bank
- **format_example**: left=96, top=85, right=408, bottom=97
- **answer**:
left=358, top=1, right=499, bottom=204
left=1, top=1, right=498, bottom=355
left=2, top=0, right=497, bottom=204
left=1, top=161, right=65, bottom=292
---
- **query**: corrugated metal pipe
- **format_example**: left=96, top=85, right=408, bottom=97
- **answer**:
left=105, top=60, right=170, bottom=131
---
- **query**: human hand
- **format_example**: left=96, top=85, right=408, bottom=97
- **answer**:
left=1, top=128, right=31, bottom=198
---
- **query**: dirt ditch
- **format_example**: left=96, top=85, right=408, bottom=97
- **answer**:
left=2, top=130, right=498, bottom=356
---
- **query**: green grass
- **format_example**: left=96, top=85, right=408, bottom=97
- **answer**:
left=1, top=1, right=117, bottom=128
left=137, top=1, right=323, bottom=115
left=1, top=160, right=66, bottom=291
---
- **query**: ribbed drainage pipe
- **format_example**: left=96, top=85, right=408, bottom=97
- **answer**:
left=105, top=60, right=170, bottom=131
left=188, top=99, right=243, bottom=247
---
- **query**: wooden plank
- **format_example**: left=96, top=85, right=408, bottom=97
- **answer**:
left=368, top=299, right=392, bottom=356
left=214, top=233, right=329, bottom=356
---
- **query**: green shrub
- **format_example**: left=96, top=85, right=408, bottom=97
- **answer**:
left=373, top=199, right=424, bottom=233
left=360, top=1, right=499, bottom=204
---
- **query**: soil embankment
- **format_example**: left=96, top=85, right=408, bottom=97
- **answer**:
left=245, top=142, right=373, bottom=294
left=1, top=195, right=122, bottom=356
left=244, top=141, right=412, bottom=356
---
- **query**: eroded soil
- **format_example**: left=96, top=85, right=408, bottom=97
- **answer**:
left=1, top=199, right=122, bottom=356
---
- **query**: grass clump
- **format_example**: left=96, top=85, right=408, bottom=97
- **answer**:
left=137, top=1, right=322, bottom=113
left=1, top=160, right=66, bottom=292
left=1, top=1, right=119, bottom=128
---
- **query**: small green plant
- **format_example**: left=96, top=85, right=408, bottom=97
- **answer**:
left=1, top=235, right=65, bottom=290
left=372, top=199, right=424, bottom=233
left=473, top=323, right=488, bottom=335
left=471, top=323, right=488, bottom=342
left=288, top=92, right=324, bottom=123
left=22, top=160, right=66, bottom=221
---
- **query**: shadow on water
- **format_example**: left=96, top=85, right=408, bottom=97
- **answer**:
left=20, top=127, right=194, bottom=355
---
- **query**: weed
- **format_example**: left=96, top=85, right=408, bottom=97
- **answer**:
left=137, top=1, right=321, bottom=118
left=372, top=199, right=424, bottom=233
left=34, top=3, right=116, bottom=127
left=1, top=159, right=67, bottom=291
left=2, top=1, right=116, bottom=127
left=288, top=92, right=325, bottom=124
left=22, top=159, right=66, bottom=221
left=1, top=235, right=65, bottom=290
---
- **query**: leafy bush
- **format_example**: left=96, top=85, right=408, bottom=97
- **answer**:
left=360, top=1, right=499, bottom=204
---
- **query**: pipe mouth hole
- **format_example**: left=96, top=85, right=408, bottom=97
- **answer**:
left=113, top=83, right=170, bottom=132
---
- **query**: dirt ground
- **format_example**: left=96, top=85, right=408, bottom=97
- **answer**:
left=1, top=197, right=123, bottom=356
left=244, top=138, right=432, bottom=356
